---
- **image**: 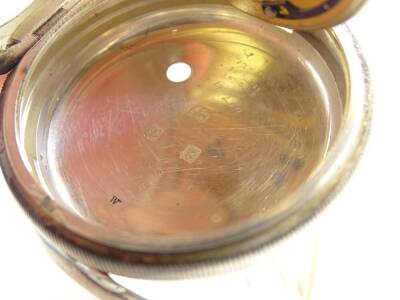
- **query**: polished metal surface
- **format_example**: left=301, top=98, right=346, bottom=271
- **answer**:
left=45, top=242, right=145, bottom=300
left=6, top=2, right=346, bottom=250
left=0, top=1, right=372, bottom=299
left=3, top=1, right=354, bottom=251
left=0, top=0, right=366, bottom=74
left=229, top=0, right=367, bottom=30
left=0, top=0, right=78, bottom=74
left=42, top=20, right=339, bottom=237
left=0, top=0, right=370, bottom=283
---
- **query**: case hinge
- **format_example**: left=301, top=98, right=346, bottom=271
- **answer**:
left=0, top=0, right=81, bottom=74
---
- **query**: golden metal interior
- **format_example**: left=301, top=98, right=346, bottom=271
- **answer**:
left=1, top=1, right=365, bottom=254
left=43, top=21, right=338, bottom=236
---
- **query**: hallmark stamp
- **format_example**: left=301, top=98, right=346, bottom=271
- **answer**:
left=110, top=196, right=123, bottom=205
left=180, top=145, right=202, bottom=164
left=188, top=106, right=210, bottom=123
left=144, top=124, right=164, bottom=141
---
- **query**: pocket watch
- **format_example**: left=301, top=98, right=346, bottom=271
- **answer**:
left=0, top=1, right=371, bottom=299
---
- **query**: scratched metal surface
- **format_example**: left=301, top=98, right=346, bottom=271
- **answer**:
left=36, top=20, right=340, bottom=238
left=2, top=1, right=400, bottom=300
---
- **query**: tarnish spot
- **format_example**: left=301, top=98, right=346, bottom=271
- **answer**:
left=291, top=159, right=305, bottom=171
left=272, top=172, right=286, bottom=187
left=41, top=196, right=55, bottom=213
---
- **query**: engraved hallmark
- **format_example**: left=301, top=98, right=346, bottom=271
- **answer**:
left=180, top=145, right=202, bottom=164
left=188, top=106, right=210, bottom=123
left=144, top=124, right=164, bottom=141
left=110, top=196, right=122, bottom=205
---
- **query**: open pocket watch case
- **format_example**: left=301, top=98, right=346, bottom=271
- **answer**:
left=0, top=1, right=371, bottom=299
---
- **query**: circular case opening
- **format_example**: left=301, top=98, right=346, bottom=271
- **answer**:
left=1, top=0, right=369, bottom=261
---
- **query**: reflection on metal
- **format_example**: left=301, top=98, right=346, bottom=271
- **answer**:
left=0, top=1, right=370, bottom=298
left=229, top=0, right=367, bottom=30
left=0, top=0, right=75, bottom=73
left=33, top=19, right=338, bottom=238
left=45, top=241, right=146, bottom=300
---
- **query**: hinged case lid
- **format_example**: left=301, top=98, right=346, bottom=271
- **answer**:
left=230, top=0, right=366, bottom=30
left=0, top=0, right=80, bottom=74
left=0, top=0, right=366, bottom=74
